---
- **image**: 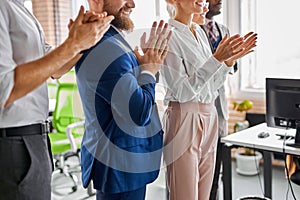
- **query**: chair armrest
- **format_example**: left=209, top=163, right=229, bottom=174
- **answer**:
left=66, top=120, right=85, bottom=153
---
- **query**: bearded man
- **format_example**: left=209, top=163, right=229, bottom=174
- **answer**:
left=75, top=0, right=171, bottom=199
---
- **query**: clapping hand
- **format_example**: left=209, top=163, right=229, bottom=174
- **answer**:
left=225, top=32, right=257, bottom=66
left=213, top=34, right=244, bottom=63
left=134, top=20, right=172, bottom=76
left=67, top=6, right=114, bottom=54
left=213, top=32, right=257, bottom=67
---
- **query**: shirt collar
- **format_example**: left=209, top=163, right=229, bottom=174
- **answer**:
left=110, top=24, right=127, bottom=38
left=168, top=18, right=200, bottom=33
left=168, top=18, right=189, bottom=32
left=109, top=25, right=135, bottom=52
left=205, top=18, right=215, bottom=26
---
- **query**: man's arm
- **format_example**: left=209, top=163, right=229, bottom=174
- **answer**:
left=51, top=54, right=82, bottom=79
left=4, top=7, right=113, bottom=107
left=51, top=11, right=106, bottom=79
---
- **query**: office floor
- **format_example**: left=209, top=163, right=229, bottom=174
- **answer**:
left=220, top=161, right=300, bottom=200
left=51, top=159, right=300, bottom=200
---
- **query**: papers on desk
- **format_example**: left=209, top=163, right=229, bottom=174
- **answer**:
left=267, top=126, right=296, bottom=144
left=275, top=133, right=295, bottom=140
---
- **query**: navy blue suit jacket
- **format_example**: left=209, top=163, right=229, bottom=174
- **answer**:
left=75, top=26, right=163, bottom=194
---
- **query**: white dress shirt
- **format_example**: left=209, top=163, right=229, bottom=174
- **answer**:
left=160, top=19, right=231, bottom=104
left=0, top=0, right=51, bottom=127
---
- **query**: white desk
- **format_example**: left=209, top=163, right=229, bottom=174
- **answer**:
left=221, top=123, right=300, bottom=200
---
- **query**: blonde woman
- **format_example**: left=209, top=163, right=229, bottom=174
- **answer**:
left=161, top=1, right=257, bottom=199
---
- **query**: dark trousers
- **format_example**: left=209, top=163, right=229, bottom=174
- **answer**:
left=0, top=134, right=52, bottom=200
left=96, top=186, right=146, bottom=200
left=209, top=137, right=223, bottom=200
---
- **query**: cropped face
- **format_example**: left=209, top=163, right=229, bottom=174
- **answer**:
left=176, top=0, right=206, bottom=15
left=192, top=2, right=209, bottom=25
left=103, top=0, right=135, bottom=31
left=206, top=0, right=222, bottom=17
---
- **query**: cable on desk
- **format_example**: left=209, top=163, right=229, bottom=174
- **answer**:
left=252, top=144, right=264, bottom=196
left=283, top=121, right=297, bottom=200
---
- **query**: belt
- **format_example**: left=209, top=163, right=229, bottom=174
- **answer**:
left=0, top=121, right=50, bottom=137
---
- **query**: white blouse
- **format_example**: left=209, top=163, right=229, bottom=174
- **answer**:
left=160, top=19, right=231, bottom=104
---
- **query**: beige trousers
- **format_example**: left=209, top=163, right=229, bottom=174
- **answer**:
left=163, top=102, right=218, bottom=200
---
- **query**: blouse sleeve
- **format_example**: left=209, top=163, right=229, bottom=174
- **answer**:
left=161, top=35, right=229, bottom=102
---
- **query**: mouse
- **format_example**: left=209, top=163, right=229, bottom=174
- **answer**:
left=258, top=132, right=270, bottom=138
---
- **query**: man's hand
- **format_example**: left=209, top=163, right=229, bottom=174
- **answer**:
left=134, top=20, right=172, bottom=76
left=66, top=6, right=114, bottom=54
left=68, top=11, right=111, bottom=28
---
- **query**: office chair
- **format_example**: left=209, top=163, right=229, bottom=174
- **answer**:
left=48, top=82, right=85, bottom=196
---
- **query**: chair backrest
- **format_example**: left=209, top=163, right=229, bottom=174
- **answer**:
left=52, top=82, right=84, bottom=133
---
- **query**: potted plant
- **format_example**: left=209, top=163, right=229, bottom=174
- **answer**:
left=233, top=100, right=263, bottom=175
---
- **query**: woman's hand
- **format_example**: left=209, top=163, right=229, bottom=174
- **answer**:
left=134, top=20, right=172, bottom=76
left=225, top=32, right=257, bottom=66
left=213, top=34, right=244, bottom=63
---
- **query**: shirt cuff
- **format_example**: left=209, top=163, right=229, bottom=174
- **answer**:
left=210, top=56, right=232, bottom=74
left=220, top=63, right=232, bottom=74
left=141, top=70, right=156, bottom=81
left=211, top=55, right=223, bottom=66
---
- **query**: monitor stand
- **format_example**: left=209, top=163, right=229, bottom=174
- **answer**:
left=286, top=126, right=300, bottom=148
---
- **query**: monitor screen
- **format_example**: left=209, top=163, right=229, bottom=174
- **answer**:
left=266, top=78, right=300, bottom=146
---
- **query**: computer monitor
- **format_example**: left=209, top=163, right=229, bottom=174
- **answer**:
left=266, top=78, right=300, bottom=147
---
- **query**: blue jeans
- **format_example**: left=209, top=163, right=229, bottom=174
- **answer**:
left=96, top=186, right=146, bottom=200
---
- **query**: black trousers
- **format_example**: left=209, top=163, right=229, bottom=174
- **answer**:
left=0, top=134, right=52, bottom=200
left=209, top=137, right=223, bottom=200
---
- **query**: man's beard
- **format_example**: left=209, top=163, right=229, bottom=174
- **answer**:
left=103, top=2, right=135, bottom=32
left=111, top=13, right=134, bottom=32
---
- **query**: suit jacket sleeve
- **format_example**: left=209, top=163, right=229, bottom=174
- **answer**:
left=96, top=40, right=156, bottom=127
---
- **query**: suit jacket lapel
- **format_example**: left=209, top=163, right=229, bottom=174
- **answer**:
left=215, top=23, right=223, bottom=38
left=200, top=25, right=214, bottom=53
left=200, top=23, right=224, bottom=54
left=108, top=27, right=140, bottom=77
